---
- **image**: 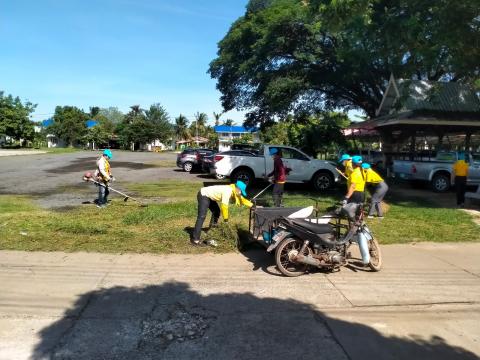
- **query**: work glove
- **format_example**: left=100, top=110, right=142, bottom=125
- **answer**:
left=110, top=176, right=116, bottom=182
left=341, top=198, right=348, bottom=206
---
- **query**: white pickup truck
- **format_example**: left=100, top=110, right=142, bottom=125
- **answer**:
left=212, top=145, right=340, bottom=191
left=393, top=151, right=480, bottom=192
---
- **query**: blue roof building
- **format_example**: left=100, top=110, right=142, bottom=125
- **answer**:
left=213, top=124, right=260, bottom=151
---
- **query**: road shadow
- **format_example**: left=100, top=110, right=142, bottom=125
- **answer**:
left=46, top=157, right=158, bottom=174
left=32, top=282, right=478, bottom=360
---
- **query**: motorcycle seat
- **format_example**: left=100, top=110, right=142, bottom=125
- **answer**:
left=290, top=219, right=333, bottom=234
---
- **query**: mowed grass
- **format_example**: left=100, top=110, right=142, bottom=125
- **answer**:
left=0, top=182, right=479, bottom=254
left=0, top=181, right=250, bottom=254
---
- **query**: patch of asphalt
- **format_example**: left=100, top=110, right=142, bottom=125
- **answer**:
left=0, top=152, right=212, bottom=209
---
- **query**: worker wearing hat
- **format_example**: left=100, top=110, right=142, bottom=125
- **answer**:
left=339, top=154, right=353, bottom=178
left=362, top=163, right=389, bottom=218
left=266, top=147, right=291, bottom=207
left=94, top=149, right=113, bottom=208
left=452, top=152, right=469, bottom=207
left=191, top=180, right=253, bottom=246
left=342, top=155, right=366, bottom=205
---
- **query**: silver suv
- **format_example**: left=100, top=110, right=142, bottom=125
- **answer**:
left=176, top=148, right=215, bottom=172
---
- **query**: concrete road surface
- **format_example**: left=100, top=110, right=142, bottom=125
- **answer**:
left=1, top=243, right=479, bottom=360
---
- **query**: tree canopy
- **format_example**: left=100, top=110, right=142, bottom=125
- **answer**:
left=50, top=106, right=88, bottom=147
left=209, top=0, right=480, bottom=126
left=0, top=91, right=36, bottom=144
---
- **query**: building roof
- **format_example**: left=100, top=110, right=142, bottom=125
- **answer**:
left=376, top=74, right=480, bottom=117
left=41, top=118, right=98, bottom=128
left=86, top=120, right=98, bottom=128
left=214, top=125, right=259, bottom=133
left=42, top=118, right=54, bottom=127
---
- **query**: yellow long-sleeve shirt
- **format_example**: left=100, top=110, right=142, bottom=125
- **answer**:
left=200, top=184, right=253, bottom=220
left=363, top=168, right=384, bottom=184
left=453, top=160, right=469, bottom=177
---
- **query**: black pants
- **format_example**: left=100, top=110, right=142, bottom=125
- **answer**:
left=273, top=183, right=285, bottom=207
left=348, top=191, right=365, bottom=204
left=455, top=176, right=467, bottom=205
left=193, top=192, right=220, bottom=241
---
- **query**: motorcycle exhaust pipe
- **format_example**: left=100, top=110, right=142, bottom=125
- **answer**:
left=294, top=254, right=322, bottom=267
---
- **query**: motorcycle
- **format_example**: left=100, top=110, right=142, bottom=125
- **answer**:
left=266, top=203, right=382, bottom=276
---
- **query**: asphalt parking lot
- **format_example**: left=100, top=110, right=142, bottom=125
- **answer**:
left=0, top=151, right=213, bottom=208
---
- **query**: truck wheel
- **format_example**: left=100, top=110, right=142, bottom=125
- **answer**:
left=231, top=168, right=254, bottom=185
left=312, top=171, right=334, bottom=191
left=183, top=161, right=193, bottom=172
left=431, top=173, right=450, bottom=192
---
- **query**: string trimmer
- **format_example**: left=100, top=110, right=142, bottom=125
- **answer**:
left=83, top=172, right=147, bottom=207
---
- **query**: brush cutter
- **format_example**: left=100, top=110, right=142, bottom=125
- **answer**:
left=83, top=172, right=146, bottom=207
left=252, top=183, right=273, bottom=200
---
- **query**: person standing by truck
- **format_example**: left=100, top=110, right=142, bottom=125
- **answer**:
left=267, top=148, right=291, bottom=207
left=362, top=163, right=389, bottom=218
left=342, top=155, right=366, bottom=205
left=452, top=152, right=469, bottom=207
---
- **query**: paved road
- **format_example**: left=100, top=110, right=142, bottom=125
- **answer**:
left=0, top=151, right=209, bottom=208
left=1, top=243, right=479, bottom=360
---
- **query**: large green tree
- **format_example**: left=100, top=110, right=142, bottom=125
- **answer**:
left=209, top=0, right=480, bottom=126
left=145, top=103, right=174, bottom=144
left=0, top=91, right=36, bottom=145
left=51, top=106, right=88, bottom=147
left=99, top=107, right=124, bottom=124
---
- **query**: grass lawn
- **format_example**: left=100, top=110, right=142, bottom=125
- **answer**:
left=0, top=181, right=479, bottom=254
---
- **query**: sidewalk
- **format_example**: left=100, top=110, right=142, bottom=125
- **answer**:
left=0, top=150, right=47, bottom=157
left=1, top=243, right=479, bottom=359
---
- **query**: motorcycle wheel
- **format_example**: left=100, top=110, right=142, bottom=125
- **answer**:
left=275, top=237, right=312, bottom=277
left=368, top=238, right=382, bottom=271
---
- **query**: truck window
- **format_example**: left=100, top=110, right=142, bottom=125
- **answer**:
left=436, top=152, right=455, bottom=161
left=281, top=148, right=309, bottom=161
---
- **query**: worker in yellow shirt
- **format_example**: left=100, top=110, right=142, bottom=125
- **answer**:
left=191, top=180, right=253, bottom=246
left=342, top=155, right=366, bottom=205
left=362, top=163, right=389, bottom=218
left=452, top=152, right=469, bottom=207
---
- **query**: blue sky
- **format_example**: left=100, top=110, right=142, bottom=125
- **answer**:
left=1, top=0, right=249, bottom=124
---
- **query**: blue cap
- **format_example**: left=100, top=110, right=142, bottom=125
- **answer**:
left=269, top=148, right=278, bottom=156
left=361, top=163, right=371, bottom=169
left=352, top=155, right=363, bottom=164
left=338, top=154, right=351, bottom=163
left=103, top=149, right=113, bottom=159
left=235, top=180, right=247, bottom=197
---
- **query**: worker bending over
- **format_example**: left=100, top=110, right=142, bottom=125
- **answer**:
left=362, top=163, right=389, bottom=218
left=191, top=181, right=253, bottom=246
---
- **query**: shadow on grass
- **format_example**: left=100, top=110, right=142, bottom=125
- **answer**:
left=32, top=282, right=478, bottom=360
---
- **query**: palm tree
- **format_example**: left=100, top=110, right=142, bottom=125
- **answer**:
left=175, top=114, right=190, bottom=142
left=213, top=111, right=222, bottom=126
left=224, top=119, right=234, bottom=126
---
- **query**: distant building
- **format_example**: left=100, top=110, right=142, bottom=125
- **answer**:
left=214, top=125, right=260, bottom=152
